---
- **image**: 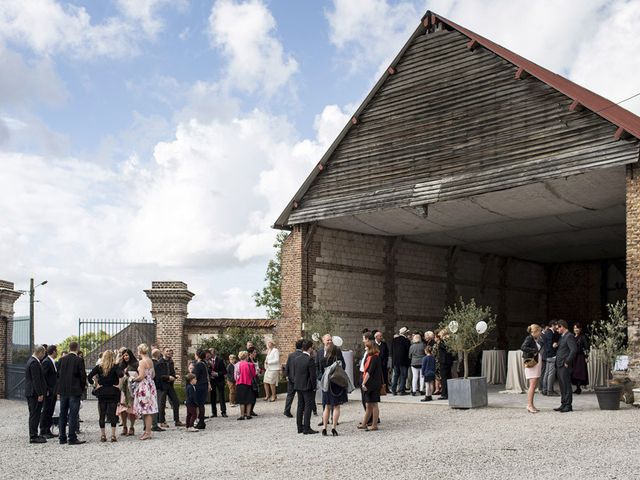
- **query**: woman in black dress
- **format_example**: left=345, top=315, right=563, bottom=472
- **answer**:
left=358, top=339, right=383, bottom=431
left=571, top=323, right=589, bottom=394
left=88, top=350, right=123, bottom=442
left=193, top=350, right=209, bottom=429
left=320, top=344, right=347, bottom=436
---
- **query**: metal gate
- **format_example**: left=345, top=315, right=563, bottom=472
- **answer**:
left=77, top=318, right=155, bottom=370
left=6, top=316, right=31, bottom=399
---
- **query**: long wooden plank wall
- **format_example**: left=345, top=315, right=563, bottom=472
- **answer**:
left=288, top=28, right=639, bottom=225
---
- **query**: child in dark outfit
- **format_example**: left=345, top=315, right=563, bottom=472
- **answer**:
left=185, top=374, right=199, bottom=432
left=420, top=346, right=436, bottom=402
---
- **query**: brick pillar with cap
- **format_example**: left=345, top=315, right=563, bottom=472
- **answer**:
left=145, top=281, right=194, bottom=376
left=0, top=280, right=22, bottom=398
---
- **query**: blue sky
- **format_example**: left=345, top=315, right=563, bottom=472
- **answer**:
left=1, top=0, right=639, bottom=343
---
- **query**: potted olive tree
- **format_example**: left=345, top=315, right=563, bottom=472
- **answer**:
left=591, top=301, right=628, bottom=410
left=438, top=298, right=496, bottom=409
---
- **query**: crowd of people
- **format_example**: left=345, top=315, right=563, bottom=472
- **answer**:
left=521, top=319, right=590, bottom=414
left=23, top=319, right=592, bottom=444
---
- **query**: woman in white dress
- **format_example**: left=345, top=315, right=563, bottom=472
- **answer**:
left=521, top=324, right=543, bottom=413
left=263, top=341, right=280, bottom=402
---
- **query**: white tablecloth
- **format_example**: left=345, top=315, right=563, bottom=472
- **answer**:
left=586, top=350, right=609, bottom=390
left=503, top=350, right=527, bottom=394
left=481, top=350, right=506, bottom=384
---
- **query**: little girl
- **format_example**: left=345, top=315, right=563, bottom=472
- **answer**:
left=420, top=346, right=436, bottom=402
left=185, top=374, right=199, bottom=432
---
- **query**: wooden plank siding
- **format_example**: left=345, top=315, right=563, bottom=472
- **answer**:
left=286, top=28, right=639, bottom=226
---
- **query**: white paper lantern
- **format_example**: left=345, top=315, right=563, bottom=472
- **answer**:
left=476, top=321, right=488, bottom=334
left=448, top=321, right=459, bottom=334
left=333, top=335, right=344, bottom=347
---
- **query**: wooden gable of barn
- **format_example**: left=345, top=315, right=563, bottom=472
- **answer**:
left=276, top=12, right=640, bottom=229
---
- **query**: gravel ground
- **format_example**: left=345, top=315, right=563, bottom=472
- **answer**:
left=2, top=397, right=638, bottom=479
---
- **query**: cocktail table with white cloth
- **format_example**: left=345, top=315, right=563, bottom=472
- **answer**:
left=502, top=350, right=527, bottom=394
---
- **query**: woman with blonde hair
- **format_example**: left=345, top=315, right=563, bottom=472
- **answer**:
left=131, top=343, right=158, bottom=440
left=263, top=341, right=280, bottom=402
left=408, top=334, right=426, bottom=396
left=521, top=324, right=544, bottom=413
left=88, top=349, right=123, bottom=442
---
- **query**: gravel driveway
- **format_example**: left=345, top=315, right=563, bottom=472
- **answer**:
left=2, top=397, right=637, bottom=479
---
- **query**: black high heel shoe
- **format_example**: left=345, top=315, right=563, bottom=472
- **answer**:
left=322, top=429, right=327, bottom=436
left=331, top=428, right=338, bottom=437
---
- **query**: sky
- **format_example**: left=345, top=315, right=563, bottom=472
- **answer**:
left=1, top=0, right=640, bottom=343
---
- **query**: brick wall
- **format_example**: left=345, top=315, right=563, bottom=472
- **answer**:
left=547, top=262, right=602, bottom=326
left=283, top=227, right=549, bottom=351
left=627, top=164, right=640, bottom=383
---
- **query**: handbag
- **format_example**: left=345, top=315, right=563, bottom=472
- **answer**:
left=329, top=363, right=349, bottom=388
left=523, top=353, right=539, bottom=369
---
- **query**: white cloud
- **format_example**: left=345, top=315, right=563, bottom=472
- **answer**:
left=569, top=0, right=640, bottom=114
left=0, top=0, right=179, bottom=59
left=208, top=0, right=298, bottom=95
left=326, top=0, right=426, bottom=74
left=0, top=44, right=67, bottom=106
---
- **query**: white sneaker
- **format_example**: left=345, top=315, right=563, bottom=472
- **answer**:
left=186, top=427, right=199, bottom=432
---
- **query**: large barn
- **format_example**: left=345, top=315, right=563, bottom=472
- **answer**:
left=273, top=12, right=640, bottom=380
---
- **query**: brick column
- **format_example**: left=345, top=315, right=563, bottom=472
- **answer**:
left=0, top=280, right=22, bottom=398
left=144, top=281, right=194, bottom=376
left=276, top=225, right=308, bottom=362
left=626, top=164, right=640, bottom=384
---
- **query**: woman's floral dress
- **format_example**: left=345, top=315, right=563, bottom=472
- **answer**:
left=133, top=368, right=158, bottom=416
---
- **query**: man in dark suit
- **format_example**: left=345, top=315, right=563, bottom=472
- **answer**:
left=151, top=349, right=167, bottom=432
left=391, top=327, right=411, bottom=395
left=208, top=348, right=227, bottom=418
left=159, top=347, right=184, bottom=427
left=57, top=341, right=87, bottom=445
left=374, top=330, right=390, bottom=388
left=25, top=345, right=47, bottom=443
left=39, top=344, right=58, bottom=438
left=283, top=338, right=304, bottom=418
left=293, top=340, right=318, bottom=435
left=554, top=320, right=578, bottom=413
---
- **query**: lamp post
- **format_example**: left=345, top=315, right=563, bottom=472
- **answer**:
left=28, top=278, right=48, bottom=350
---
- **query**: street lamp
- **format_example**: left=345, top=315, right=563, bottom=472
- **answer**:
left=28, top=278, right=48, bottom=350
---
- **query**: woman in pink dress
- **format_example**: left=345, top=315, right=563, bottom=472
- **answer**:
left=521, top=324, right=543, bottom=413
left=132, top=343, right=158, bottom=440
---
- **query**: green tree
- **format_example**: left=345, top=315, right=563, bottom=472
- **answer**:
left=253, top=231, right=288, bottom=319
left=57, top=330, right=111, bottom=354
left=590, top=301, right=628, bottom=382
left=302, top=305, right=338, bottom=348
left=437, top=298, right=495, bottom=379
left=199, top=327, right=266, bottom=361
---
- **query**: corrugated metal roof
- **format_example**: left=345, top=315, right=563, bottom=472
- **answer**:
left=274, top=10, right=640, bottom=229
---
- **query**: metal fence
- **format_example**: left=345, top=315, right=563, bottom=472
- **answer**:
left=6, top=316, right=31, bottom=399
left=78, top=317, right=156, bottom=368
